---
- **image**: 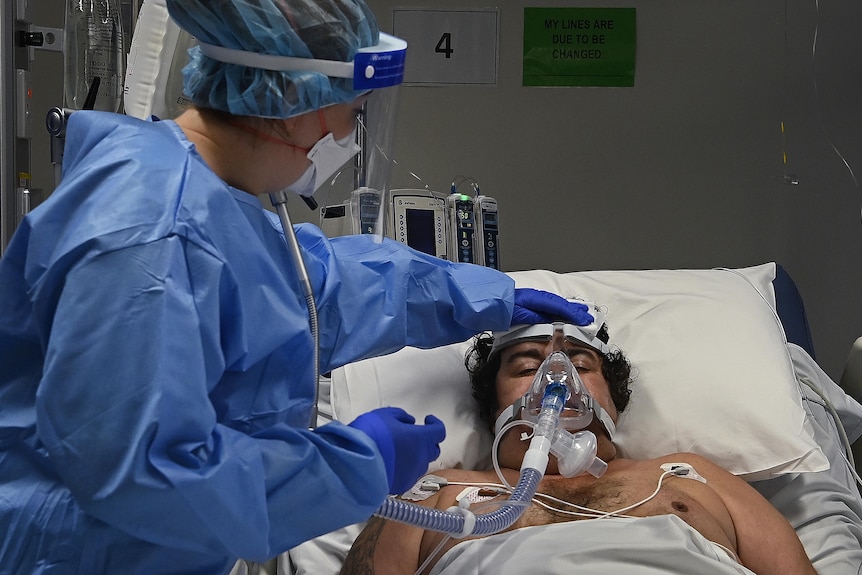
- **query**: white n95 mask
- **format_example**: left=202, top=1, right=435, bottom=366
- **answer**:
left=285, top=133, right=361, bottom=199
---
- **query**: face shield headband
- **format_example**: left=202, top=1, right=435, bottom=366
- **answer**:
left=197, top=32, right=407, bottom=91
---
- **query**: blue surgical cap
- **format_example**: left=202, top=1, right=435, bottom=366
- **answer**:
left=165, top=0, right=380, bottom=118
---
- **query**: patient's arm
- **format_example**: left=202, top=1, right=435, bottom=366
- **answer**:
left=339, top=502, right=428, bottom=575
left=677, top=453, right=818, bottom=575
left=340, top=468, right=481, bottom=575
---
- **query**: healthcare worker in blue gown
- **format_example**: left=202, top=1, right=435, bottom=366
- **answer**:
left=0, top=0, right=592, bottom=573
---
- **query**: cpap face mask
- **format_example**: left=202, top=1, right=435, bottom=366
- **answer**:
left=500, top=349, right=609, bottom=479
left=491, top=304, right=616, bottom=440
left=522, top=351, right=595, bottom=429
left=490, top=304, right=610, bottom=358
left=493, top=348, right=615, bottom=438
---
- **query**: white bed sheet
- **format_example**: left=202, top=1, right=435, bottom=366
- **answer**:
left=751, top=344, right=862, bottom=574
left=428, top=516, right=754, bottom=575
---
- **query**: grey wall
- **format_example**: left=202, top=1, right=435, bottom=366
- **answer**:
left=29, top=0, right=862, bottom=381
left=360, top=0, right=862, bottom=381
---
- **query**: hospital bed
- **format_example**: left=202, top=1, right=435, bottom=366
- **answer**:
left=283, top=262, right=862, bottom=575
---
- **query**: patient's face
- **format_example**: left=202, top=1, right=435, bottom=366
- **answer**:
left=495, top=340, right=618, bottom=425
left=494, top=339, right=618, bottom=470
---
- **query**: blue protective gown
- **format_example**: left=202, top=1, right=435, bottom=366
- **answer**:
left=0, top=111, right=514, bottom=574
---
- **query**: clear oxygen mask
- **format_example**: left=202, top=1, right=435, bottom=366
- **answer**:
left=522, top=351, right=594, bottom=432
left=517, top=351, right=607, bottom=479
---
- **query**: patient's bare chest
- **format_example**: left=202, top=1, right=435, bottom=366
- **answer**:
left=524, top=475, right=680, bottom=523
left=512, top=473, right=735, bottom=551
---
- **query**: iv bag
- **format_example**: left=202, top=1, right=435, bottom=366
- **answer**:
left=64, top=0, right=125, bottom=112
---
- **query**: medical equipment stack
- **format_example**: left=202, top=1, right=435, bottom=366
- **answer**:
left=446, top=194, right=500, bottom=269
left=320, top=177, right=501, bottom=269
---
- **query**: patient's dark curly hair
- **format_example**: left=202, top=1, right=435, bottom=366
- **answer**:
left=465, top=324, right=633, bottom=429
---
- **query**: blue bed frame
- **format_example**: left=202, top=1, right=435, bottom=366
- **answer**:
left=774, top=264, right=816, bottom=360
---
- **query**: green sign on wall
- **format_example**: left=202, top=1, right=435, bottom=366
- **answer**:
left=523, top=7, right=636, bottom=87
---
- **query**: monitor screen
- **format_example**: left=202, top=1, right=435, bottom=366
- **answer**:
left=482, top=211, right=498, bottom=229
left=406, top=208, right=436, bottom=256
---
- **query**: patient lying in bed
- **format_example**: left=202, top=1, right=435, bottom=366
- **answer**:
left=340, top=319, right=819, bottom=575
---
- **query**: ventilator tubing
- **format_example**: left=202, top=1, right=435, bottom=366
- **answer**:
left=375, top=355, right=603, bottom=538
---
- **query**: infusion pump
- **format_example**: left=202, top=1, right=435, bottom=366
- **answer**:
left=320, top=189, right=500, bottom=269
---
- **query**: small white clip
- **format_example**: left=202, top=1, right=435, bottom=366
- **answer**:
left=445, top=504, right=477, bottom=538
left=661, top=463, right=707, bottom=483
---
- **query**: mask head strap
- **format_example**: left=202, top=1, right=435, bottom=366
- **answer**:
left=493, top=397, right=616, bottom=439
left=489, top=303, right=614, bottom=439
left=490, top=302, right=609, bottom=359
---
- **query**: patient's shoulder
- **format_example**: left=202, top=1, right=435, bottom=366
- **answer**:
left=655, top=452, right=727, bottom=473
left=606, top=452, right=727, bottom=477
left=625, top=452, right=722, bottom=468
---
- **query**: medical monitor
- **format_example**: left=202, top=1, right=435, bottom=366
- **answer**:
left=390, top=190, right=447, bottom=259
left=475, top=196, right=500, bottom=269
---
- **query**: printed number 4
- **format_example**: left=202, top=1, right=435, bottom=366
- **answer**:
left=435, top=32, right=453, bottom=58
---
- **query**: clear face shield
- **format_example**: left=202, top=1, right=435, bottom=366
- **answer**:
left=197, top=33, right=405, bottom=238
left=284, top=33, right=405, bottom=240
left=316, top=80, right=400, bottom=240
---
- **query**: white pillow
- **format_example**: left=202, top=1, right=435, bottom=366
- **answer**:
left=330, top=263, right=828, bottom=481
left=331, top=340, right=492, bottom=471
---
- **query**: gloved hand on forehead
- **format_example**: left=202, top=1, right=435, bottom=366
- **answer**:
left=511, top=288, right=594, bottom=327
left=349, top=407, right=446, bottom=495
